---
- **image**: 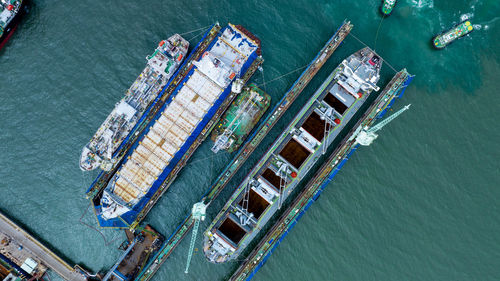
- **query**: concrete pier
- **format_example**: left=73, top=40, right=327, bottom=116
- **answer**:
left=0, top=212, right=88, bottom=281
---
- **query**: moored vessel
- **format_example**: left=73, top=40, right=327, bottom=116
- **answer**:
left=80, top=34, right=189, bottom=171
left=380, top=0, right=396, bottom=16
left=94, top=24, right=261, bottom=228
left=203, top=47, right=382, bottom=263
left=0, top=0, right=29, bottom=50
left=433, top=20, right=473, bottom=49
left=211, top=83, right=271, bottom=153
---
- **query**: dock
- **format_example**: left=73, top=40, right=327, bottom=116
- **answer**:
left=229, top=69, right=414, bottom=281
left=132, top=20, right=353, bottom=281
left=85, top=23, right=223, bottom=201
left=0, top=211, right=88, bottom=281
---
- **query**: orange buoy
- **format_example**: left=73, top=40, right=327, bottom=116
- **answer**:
left=159, top=40, right=165, bottom=47
left=7, top=4, right=14, bottom=11
left=291, top=172, right=297, bottom=178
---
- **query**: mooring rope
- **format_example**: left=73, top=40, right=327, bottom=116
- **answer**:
left=184, top=151, right=226, bottom=168
left=257, top=65, right=308, bottom=87
left=78, top=203, right=122, bottom=246
left=348, top=32, right=399, bottom=73
left=179, top=25, right=213, bottom=37
left=188, top=28, right=209, bottom=42
left=374, top=14, right=386, bottom=51
left=260, top=65, right=267, bottom=94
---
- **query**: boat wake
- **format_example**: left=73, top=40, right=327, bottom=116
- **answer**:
left=460, top=13, right=473, bottom=22
left=411, top=0, right=434, bottom=9
left=476, top=17, right=500, bottom=31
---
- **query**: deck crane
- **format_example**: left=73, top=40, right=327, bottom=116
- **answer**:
left=355, top=104, right=411, bottom=146
left=184, top=202, right=207, bottom=274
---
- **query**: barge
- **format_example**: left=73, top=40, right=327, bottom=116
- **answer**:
left=211, top=83, right=271, bottom=153
left=80, top=34, right=189, bottom=171
left=103, top=226, right=162, bottom=281
left=94, top=24, right=261, bottom=228
left=203, top=47, right=382, bottom=263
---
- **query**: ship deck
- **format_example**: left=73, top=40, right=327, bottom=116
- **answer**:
left=230, top=70, right=414, bottom=281
left=95, top=23, right=260, bottom=229
left=204, top=45, right=383, bottom=262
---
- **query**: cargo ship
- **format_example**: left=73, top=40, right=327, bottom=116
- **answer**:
left=203, top=47, right=382, bottom=263
left=380, top=0, right=396, bottom=16
left=80, top=34, right=189, bottom=171
left=0, top=0, right=29, bottom=50
left=211, top=83, right=271, bottom=153
left=94, top=24, right=261, bottom=228
left=433, top=20, right=473, bottom=49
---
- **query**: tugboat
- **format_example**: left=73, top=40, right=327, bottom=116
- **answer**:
left=380, top=0, right=397, bottom=16
left=433, top=20, right=474, bottom=49
left=0, top=0, right=29, bottom=50
left=211, top=83, right=271, bottom=154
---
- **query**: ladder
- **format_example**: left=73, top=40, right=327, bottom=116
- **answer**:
left=241, top=180, right=251, bottom=214
left=322, top=108, right=335, bottom=155
left=276, top=163, right=289, bottom=209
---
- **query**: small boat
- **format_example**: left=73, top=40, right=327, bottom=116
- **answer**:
left=433, top=20, right=474, bottom=49
left=211, top=83, right=271, bottom=154
left=380, top=0, right=397, bottom=16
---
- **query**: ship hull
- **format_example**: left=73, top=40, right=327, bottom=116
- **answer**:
left=211, top=83, right=271, bottom=153
left=79, top=35, right=189, bottom=171
left=379, top=0, right=396, bottom=16
left=94, top=24, right=261, bottom=229
left=203, top=48, right=383, bottom=263
left=433, top=20, right=473, bottom=49
left=0, top=0, right=29, bottom=50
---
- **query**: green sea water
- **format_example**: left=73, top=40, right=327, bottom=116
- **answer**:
left=1, top=0, right=499, bottom=280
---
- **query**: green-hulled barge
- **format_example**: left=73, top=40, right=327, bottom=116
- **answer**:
left=380, top=0, right=396, bottom=16
left=433, top=20, right=473, bottom=49
left=211, top=83, right=271, bottom=153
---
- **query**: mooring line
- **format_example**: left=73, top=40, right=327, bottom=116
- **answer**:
left=348, top=32, right=398, bottom=73
left=179, top=25, right=213, bottom=37
left=257, top=65, right=308, bottom=87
